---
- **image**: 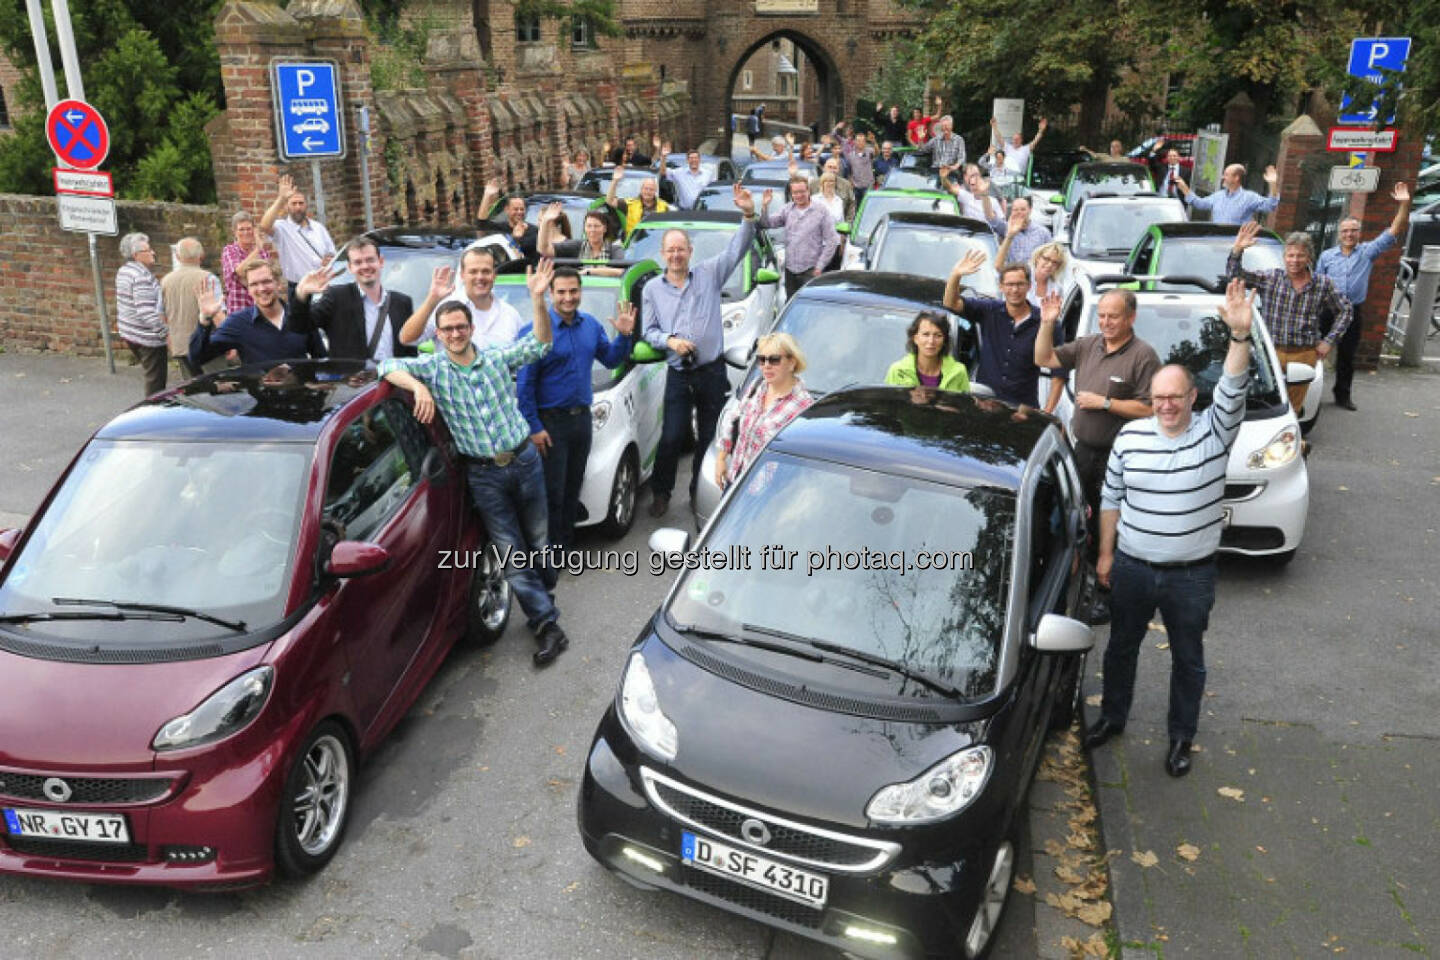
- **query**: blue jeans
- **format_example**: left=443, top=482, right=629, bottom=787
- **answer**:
left=538, top=407, right=592, bottom=549
left=465, top=444, right=557, bottom=632
left=652, top=358, right=729, bottom=500
left=1100, top=551, right=1216, bottom=741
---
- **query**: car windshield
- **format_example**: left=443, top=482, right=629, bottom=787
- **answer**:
left=627, top=228, right=746, bottom=299
left=1153, top=237, right=1284, bottom=289
left=1066, top=169, right=1152, bottom=210
left=329, top=248, right=462, bottom=306
left=490, top=283, right=626, bottom=390
left=0, top=440, right=309, bottom=641
left=879, top=167, right=939, bottom=190
left=738, top=299, right=947, bottom=396
left=1071, top=203, right=1185, bottom=259
left=872, top=229, right=999, bottom=295
left=856, top=194, right=958, bottom=244
left=579, top=170, right=655, bottom=200
left=666, top=452, right=1012, bottom=700
left=1030, top=152, right=1091, bottom=190
left=1091, top=302, right=1284, bottom=411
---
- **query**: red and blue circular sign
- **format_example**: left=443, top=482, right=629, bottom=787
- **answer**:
left=46, top=99, right=110, bottom=170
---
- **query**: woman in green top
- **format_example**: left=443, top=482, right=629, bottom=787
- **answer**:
left=884, top=311, right=970, bottom=392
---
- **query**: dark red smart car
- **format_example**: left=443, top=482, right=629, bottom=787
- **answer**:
left=0, top=361, right=509, bottom=888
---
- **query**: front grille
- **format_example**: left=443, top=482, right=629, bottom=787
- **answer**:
left=641, top=769, right=898, bottom=873
left=681, top=866, right=824, bottom=928
left=1220, top=526, right=1286, bottom=550
left=0, top=773, right=173, bottom=805
left=3, top=836, right=148, bottom=863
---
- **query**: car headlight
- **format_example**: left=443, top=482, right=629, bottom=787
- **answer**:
left=866, top=746, right=991, bottom=824
left=722, top=305, right=748, bottom=331
left=592, top=399, right=611, bottom=431
left=152, top=666, right=273, bottom=751
left=1246, top=425, right=1299, bottom=469
left=619, top=652, right=677, bottom=761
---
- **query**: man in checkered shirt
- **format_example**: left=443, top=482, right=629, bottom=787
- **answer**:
left=379, top=259, right=572, bottom=667
left=913, top=115, right=967, bottom=179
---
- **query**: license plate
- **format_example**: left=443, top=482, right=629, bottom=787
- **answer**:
left=681, top=830, right=828, bottom=907
left=1221, top=506, right=1233, bottom=528
left=4, top=807, right=130, bottom=844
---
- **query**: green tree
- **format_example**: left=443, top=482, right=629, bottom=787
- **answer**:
left=0, top=0, right=224, bottom=202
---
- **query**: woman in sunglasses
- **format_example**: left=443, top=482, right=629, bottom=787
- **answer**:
left=1028, top=241, right=1068, bottom=308
left=715, top=333, right=814, bottom=489
left=884, top=311, right=970, bottom=392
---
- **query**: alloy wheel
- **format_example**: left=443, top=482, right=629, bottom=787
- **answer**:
left=291, top=734, right=351, bottom=857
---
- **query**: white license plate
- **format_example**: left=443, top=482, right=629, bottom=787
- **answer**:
left=1221, top=506, right=1233, bottom=528
left=681, top=831, right=828, bottom=907
left=4, top=807, right=130, bottom=844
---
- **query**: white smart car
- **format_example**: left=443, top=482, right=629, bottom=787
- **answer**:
left=1051, top=274, right=1310, bottom=562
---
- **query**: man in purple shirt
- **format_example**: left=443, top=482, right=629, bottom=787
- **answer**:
left=759, top=176, right=840, bottom=298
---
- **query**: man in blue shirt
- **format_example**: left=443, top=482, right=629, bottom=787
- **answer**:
left=1315, top=181, right=1411, bottom=410
left=1177, top=163, right=1279, bottom=225
left=517, top=267, right=636, bottom=548
left=191, top=257, right=326, bottom=370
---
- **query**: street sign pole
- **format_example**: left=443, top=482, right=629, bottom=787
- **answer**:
left=358, top=105, right=373, bottom=231
left=311, top=159, right=325, bottom=225
left=49, top=0, right=84, bottom=100
left=24, top=0, right=58, bottom=110
left=1402, top=246, right=1440, bottom=367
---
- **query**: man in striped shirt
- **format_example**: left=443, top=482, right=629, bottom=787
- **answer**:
left=1084, top=277, right=1256, bottom=778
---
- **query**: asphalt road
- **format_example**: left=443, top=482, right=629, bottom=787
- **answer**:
left=0, top=354, right=1064, bottom=959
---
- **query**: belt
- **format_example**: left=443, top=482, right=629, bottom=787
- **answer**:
left=1119, top=550, right=1214, bottom=570
left=466, top=437, right=529, bottom=467
left=540, top=405, right=589, bottom=416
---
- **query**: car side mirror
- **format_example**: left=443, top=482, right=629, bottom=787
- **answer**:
left=632, top=341, right=666, bottom=363
left=1032, top=612, right=1094, bottom=653
left=1285, top=362, right=1317, bottom=386
left=648, top=527, right=690, bottom=556
left=327, top=541, right=390, bottom=578
left=724, top=343, right=752, bottom=369
left=754, top=267, right=780, bottom=284
left=0, top=528, right=20, bottom=563
left=835, top=221, right=851, bottom=235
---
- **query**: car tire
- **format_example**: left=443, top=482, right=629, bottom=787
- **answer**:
left=274, top=721, right=355, bottom=879
left=599, top=449, right=639, bottom=539
left=1050, top=651, right=1087, bottom=732
left=963, top=831, right=1017, bottom=959
left=466, top=542, right=512, bottom=646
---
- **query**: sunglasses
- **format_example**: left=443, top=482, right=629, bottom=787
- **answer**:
left=437, top=324, right=472, bottom=335
left=756, top=354, right=787, bottom=366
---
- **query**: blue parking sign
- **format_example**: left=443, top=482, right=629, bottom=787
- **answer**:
left=1338, top=37, right=1410, bottom=126
left=272, top=61, right=345, bottom=160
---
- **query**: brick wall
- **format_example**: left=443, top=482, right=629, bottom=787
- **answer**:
left=0, top=196, right=227, bottom=356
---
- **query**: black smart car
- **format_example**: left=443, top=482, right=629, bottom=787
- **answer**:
left=578, top=387, right=1096, bottom=959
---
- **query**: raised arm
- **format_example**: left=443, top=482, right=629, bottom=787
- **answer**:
left=536, top=202, right=564, bottom=257
left=1219, top=276, right=1255, bottom=378
left=478, top=179, right=503, bottom=221
left=605, top=163, right=626, bottom=209
left=527, top=259, right=554, bottom=344
left=944, top=249, right=988, bottom=312
left=1033, top=289, right=1064, bottom=369
left=1225, top=221, right=1270, bottom=287
left=259, top=175, right=293, bottom=235
left=1387, top=181, right=1412, bottom=238
left=1028, top=118, right=1048, bottom=150
left=400, top=266, right=455, bottom=345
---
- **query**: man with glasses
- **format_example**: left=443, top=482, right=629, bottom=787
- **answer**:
left=943, top=250, right=1063, bottom=412
left=1315, top=181, right=1411, bottom=411
left=1085, top=278, right=1256, bottom=779
left=192, top=257, right=327, bottom=369
left=379, top=261, right=571, bottom=667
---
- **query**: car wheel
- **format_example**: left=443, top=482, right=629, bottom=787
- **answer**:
left=963, top=835, right=1016, bottom=958
left=466, top=543, right=512, bottom=645
left=274, top=721, right=354, bottom=878
left=1050, top=651, right=1087, bottom=732
left=599, top=449, right=639, bottom=539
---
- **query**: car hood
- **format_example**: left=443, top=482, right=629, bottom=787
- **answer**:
left=643, top=634, right=981, bottom=830
left=0, top=645, right=271, bottom=769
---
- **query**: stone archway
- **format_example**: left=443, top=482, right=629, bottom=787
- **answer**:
left=725, top=30, right=843, bottom=141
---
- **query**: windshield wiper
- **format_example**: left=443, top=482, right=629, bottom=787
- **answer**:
left=53, top=597, right=247, bottom=634
left=745, top=623, right=965, bottom=698
left=673, top=623, right=823, bottom=662
left=0, top=610, right=183, bottom=625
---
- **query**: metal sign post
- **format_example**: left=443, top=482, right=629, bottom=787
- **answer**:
left=358, top=105, right=374, bottom=231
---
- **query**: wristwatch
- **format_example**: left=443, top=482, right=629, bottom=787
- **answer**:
left=1103, top=398, right=1112, bottom=411
left=1229, top=333, right=1252, bottom=343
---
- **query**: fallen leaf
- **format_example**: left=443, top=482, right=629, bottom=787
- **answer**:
left=1076, top=900, right=1112, bottom=926
left=1130, top=849, right=1159, bottom=868
left=563, top=880, right=579, bottom=893
left=1256, top=845, right=1268, bottom=854
left=1218, top=786, right=1246, bottom=801
left=1056, top=863, right=1087, bottom=884
left=1013, top=875, right=1036, bottom=895
left=1337, top=485, right=1349, bottom=492
left=1156, top=642, right=1170, bottom=650
left=1177, top=842, right=1200, bottom=862
left=1147, top=621, right=1167, bottom=633
left=1044, top=838, right=1067, bottom=857
left=1085, top=693, right=1102, bottom=706
left=1403, top=411, right=1419, bottom=417
left=512, top=835, right=531, bottom=848
left=553, top=745, right=567, bottom=755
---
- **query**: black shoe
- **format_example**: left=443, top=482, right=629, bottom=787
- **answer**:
left=648, top=493, right=670, bottom=519
left=533, top=622, right=569, bottom=666
left=1083, top=718, right=1124, bottom=750
left=1084, top=599, right=1111, bottom=626
left=1335, top=397, right=1357, bottom=411
left=1165, top=740, right=1193, bottom=778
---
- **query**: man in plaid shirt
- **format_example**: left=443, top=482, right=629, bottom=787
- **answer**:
left=913, top=115, right=966, bottom=179
left=379, top=260, right=570, bottom=666
left=1226, top=221, right=1350, bottom=418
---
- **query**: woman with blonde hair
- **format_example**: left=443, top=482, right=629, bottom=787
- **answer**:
left=715, top=332, right=814, bottom=488
left=1028, top=241, right=1067, bottom=308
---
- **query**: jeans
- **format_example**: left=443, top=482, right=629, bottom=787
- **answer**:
left=784, top=269, right=814, bottom=300
left=1101, top=551, right=1217, bottom=741
left=652, top=358, right=729, bottom=500
left=465, top=444, right=558, bottom=632
left=1071, top=441, right=1111, bottom=564
left=1331, top=303, right=1363, bottom=401
left=538, top=407, right=592, bottom=549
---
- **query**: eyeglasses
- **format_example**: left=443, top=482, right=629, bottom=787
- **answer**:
left=437, top=324, right=472, bottom=335
left=1152, top=394, right=1190, bottom=405
left=1001, top=281, right=1029, bottom=289
left=756, top=354, right=787, bottom=366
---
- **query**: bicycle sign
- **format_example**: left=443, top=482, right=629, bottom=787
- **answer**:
left=1328, top=166, right=1380, bottom=193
